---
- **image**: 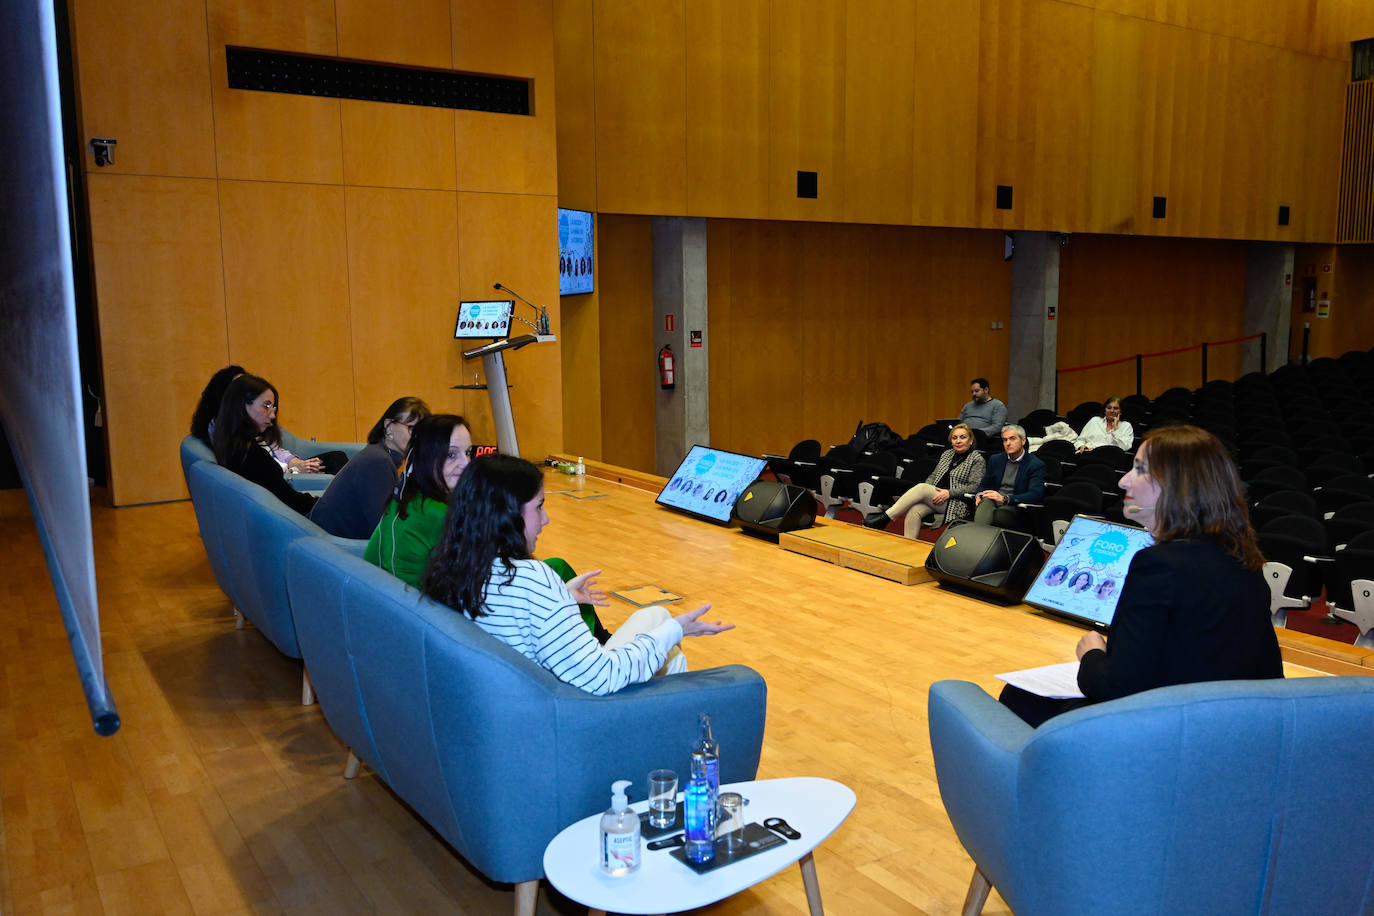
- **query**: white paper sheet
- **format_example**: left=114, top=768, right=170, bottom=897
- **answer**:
left=995, top=661, right=1085, bottom=699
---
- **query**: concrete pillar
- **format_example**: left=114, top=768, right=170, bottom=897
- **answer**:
left=1007, top=231, right=1060, bottom=420
left=651, top=217, right=709, bottom=477
left=1244, top=243, right=1294, bottom=374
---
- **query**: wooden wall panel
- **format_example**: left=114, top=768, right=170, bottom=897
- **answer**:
left=596, top=215, right=656, bottom=473
left=705, top=219, right=1011, bottom=461
left=552, top=0, right=598, bottom=211
left=1087, top=10, right=1146, bottom=235
left=341, top=102, right=459, bottom=190
left=912, top=0, right=981, bottom=228
left=456, top=192, right=562, bottom=462
left=207, top=0, right=343, bottom=184
left=1056, top=234, right=1250, bottom=410
left=218, top=180, right=357, bottom=442
left=841, top=0, right=916, bottom=226
left=974, top=0, right=1027, bottom=230
left=685, top=0, right=770, bottom=218
left=335, top=0, right=452, bottom=67
left=768, top=0, right=847, bottom=222
left=1023, top=0, right=1093, bottom=231
left=71, top=0, right=216, bottom=179
left=560, top=281, right=602, bottom=461
left=453, top=0, right=559, bottom=196
left=592, top=0, right=687, bottom=214
left=86, top=176, right=227, bottom=505
left=343, top=187, right=463, bottom=436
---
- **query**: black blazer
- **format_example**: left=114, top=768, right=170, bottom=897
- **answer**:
left=1077, top=539, right=1283, bottom=701
left=975, top=451, right=1047, bottom=505
left=222, top=443, right=319, bottom=516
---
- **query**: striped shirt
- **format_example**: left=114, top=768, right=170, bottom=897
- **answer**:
left=474, top=559, right=681, bottom=695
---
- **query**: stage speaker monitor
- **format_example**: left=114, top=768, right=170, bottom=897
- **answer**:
left=924, top=522, right=1043, bottom=604
left=733, top=481, right=816, bottom=536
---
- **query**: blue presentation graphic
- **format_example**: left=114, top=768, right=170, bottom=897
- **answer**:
left=559, top=208, right=594, bottom=295
left=656, top=446, right=767, bottom=523
left=1022, top=517, right=1154, bottom=627
left=454, top=300, right=513, bottom=339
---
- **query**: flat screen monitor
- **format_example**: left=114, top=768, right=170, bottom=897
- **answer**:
left=558, top=208, right=593, bottom=295
left=656, top=445, right=767, bottom=525
left=1021, top=515, right=1154, bottom=629
left=454, top=299, right=513, bottom=340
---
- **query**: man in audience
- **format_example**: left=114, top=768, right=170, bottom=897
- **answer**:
left=973, top=425, right=1046, bottom=531
left=959, top=378, right=1007, bottom=438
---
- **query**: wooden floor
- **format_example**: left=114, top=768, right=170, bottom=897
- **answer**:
left=0, top=474, right=1333, bottom=915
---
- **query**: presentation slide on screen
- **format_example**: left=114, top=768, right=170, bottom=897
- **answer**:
left=656, top=446, right=767, bottom=523
left=454, top=300, right=513, bottom=339
left=559, top=208, right=593, bottom=295
left=1022, top=517, right=1153, bottom=627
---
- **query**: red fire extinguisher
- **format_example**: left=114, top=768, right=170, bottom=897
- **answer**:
left=659, top=344, right=675, bottom=390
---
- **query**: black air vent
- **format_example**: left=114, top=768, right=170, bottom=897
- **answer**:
left=226, top=46, right=531, bottom=115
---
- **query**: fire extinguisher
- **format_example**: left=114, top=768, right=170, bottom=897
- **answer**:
left=659, top=344, right=675, bottom=390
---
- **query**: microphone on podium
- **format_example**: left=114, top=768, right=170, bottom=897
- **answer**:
left=493, top=282, right=551, bottom=336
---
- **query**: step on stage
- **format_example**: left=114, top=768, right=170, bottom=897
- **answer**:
left=779, top=522, right=933, bottom=585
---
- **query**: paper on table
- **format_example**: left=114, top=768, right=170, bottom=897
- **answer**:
left=995, top=661, right=1085, bottom=699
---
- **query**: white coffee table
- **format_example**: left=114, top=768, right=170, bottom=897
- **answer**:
left=542, top=776, right=855, bottom=916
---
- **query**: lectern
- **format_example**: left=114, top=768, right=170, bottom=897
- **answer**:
left=461, top=333, right=555, bottom=455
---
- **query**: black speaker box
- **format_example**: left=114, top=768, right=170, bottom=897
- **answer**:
left=733, top=481, right=816, bottom=536
left=924, top=521, right=1044, bottom=604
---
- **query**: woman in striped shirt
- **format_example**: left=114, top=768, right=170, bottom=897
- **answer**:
left=422, top=455, right=733, bottom=695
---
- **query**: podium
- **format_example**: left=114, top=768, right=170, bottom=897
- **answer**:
left=460, top=333, right=555, bottom=456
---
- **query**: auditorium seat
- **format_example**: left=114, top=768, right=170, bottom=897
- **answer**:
left=1040, top=480, right=1104, bottom=547
left=1258, top=514, right=1332, bottom=627
left=1249, top=489, right=1318, bottom=531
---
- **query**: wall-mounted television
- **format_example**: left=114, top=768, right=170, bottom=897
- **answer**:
left=558, top=207, right=593, bottom=295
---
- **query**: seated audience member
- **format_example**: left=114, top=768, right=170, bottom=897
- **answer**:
left=958, top=377, right=1007, bottom=438
left=310, top=397, right=431, bottom=539
left=211, top=374, right=317, bottom=516
left=1075, top=396, right=1134, bottom=452
left=191, top=365, right=245, bottom=446
left=865, top=423, right=986, bottom=536
left=973, top=425, right=1047, bottom=529
left=999, top=425, right=1283, bottom=727
left=422, top=455, right=733, bottom=695
left=365, top=414, right=471, bottom=587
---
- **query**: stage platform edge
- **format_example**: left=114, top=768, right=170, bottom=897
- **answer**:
left=779, top=523, right=933, bottom=586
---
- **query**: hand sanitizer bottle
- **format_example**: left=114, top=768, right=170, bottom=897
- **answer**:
left=599, top=779, right=640, bottom=875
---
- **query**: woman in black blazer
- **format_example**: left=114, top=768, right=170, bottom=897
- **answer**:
left=211, top=374, right=318, bottom=516
left=1001, top=424, right=1282, bottom=726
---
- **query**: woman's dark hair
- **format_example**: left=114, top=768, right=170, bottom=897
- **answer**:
left=190, top=365, right=245, bottom=444
left=1046, top=565, right=1067, bottom=584
left=212, top=374, right=277, bottom=465
left=1142, top=424, right=1264, bottom=571
left=422, top=454, right=543, bottom=618
left=395, top=414, right=469, bottom=519
left=366, top=396, right=431, bottom=445
left=1070, top=571, right=1093, bottom=590
left=1103, top=396, right=1122, bottom=410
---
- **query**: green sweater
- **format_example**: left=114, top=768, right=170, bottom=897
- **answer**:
left=364, top=495, right=447, bottom=589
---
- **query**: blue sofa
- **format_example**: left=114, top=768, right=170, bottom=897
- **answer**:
left=929, top=676, right=1374, bottom=915
left=180, top=435, right=367, bottom=703
left=285, top=536, right=769, bottom=916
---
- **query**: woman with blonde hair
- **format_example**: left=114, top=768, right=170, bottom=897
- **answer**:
left=1000, top=424, right=1281, bottom=726
left=864, top=423, right=986, bottom=536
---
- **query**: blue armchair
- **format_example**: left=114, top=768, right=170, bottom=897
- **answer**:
left=929, top=677, right=1374, bottom=915
left=278, top=426, right=366, bottom=491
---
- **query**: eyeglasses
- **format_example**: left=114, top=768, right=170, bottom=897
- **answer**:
left=388, top=418, right=419, bottom=429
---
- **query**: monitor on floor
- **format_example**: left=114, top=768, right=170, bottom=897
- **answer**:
left=1022, top=515, right=1154, bottom=629
left=656, top=446, right=767, bottom=525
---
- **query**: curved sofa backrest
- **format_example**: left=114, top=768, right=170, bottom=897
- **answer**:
left=284, top=537, right=769, bottom=886
left=183, top=449, right=237, bottom=608
left=1016, top=677, right=1374, bottom=915
left=188, top=459, right=364, bottom=659
left=278, top=426, right=367, bottom=461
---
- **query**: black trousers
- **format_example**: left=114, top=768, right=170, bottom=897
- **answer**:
left=998, top=684, right=1092, bottom=728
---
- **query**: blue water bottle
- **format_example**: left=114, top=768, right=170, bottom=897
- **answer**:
left=683, top=755, right=716, bottom=864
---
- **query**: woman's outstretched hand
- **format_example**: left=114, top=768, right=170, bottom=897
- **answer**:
left=567, top=570, right=610, bottom=607
left=675, top=603, right=735, bottom=638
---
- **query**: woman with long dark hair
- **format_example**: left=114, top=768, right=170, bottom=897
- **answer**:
left=365, top=413, right=470, bottom=585
left=310, top=396, right=431, bottom=539
left=423, top=455, right=732, bottom=695
left=1001, top=425, right=1281, bottom=726
left=190, top=365, right=245, bottom=446
left=211, top=374, right=317, bottom=515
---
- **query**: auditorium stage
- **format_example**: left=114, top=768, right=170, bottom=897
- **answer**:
left=0, top=465, right=1356, bottom=915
